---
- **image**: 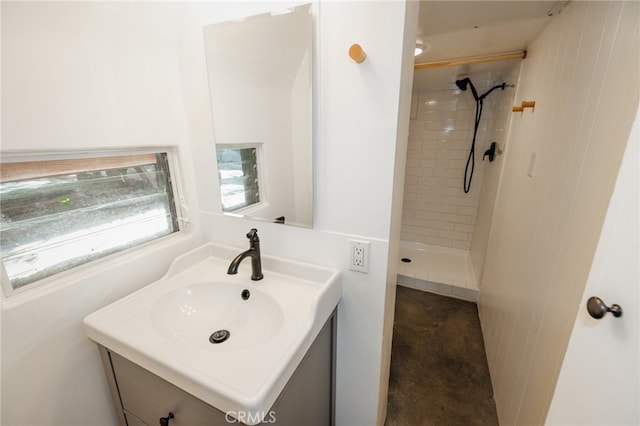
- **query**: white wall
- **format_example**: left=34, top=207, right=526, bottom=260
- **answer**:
left=378, top=2, right=419, bottom=422
left=470, top=64, right=520, bottom=280
left=290, top=44, right=313, bottom=226
left=479, top=2, right=639, bottom=424
left=2, top=1, right=414, bottom=425
left=0, top=2, right=204, bottom=424
left=2, top=2, right=186, bottom=152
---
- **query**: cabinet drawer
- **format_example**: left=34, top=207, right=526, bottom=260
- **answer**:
left=110, top=352, right=229, bottom=425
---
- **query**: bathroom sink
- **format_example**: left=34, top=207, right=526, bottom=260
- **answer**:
left=151, top=281, right=284, bottom=351
left=83, top=242, right=341, bottom=424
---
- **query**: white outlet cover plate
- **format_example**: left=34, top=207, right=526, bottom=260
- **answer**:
left=349, top=239, right=370, bottom=273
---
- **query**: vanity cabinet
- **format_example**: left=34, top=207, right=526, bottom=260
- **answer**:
left=98, top=312, right=335, bottom=426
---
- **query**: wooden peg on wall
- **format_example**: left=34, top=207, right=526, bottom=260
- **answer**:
left=513, top=100, right=536, bottom=113
left=349, top=44, right=367, bottom=63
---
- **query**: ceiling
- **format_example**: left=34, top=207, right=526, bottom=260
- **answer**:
left=413, top=1, right=570, bottom=88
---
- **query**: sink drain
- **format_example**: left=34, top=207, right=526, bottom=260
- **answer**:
left=209, top=329, right=230, bottom=344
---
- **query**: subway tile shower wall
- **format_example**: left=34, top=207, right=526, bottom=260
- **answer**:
left=402, top=74, right=512, bottom=249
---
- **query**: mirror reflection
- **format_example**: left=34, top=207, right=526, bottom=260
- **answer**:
left=204, top=3, right=313, bottom=228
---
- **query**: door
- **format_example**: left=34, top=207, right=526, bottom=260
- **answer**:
left=546, top=108, right=639, bottom=424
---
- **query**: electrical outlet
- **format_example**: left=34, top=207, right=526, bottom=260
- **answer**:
left=349, top=240, right=370, bottom=273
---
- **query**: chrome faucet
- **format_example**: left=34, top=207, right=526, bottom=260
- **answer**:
left=227, top=228, right=264, bottom=281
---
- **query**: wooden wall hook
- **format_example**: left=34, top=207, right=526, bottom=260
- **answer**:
left=513, top=100, right=536, bottom=113
left=349, top=44, right=367, bottom=63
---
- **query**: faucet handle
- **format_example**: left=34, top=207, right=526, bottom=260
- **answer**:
left=246, top=228, right=259, bottom=241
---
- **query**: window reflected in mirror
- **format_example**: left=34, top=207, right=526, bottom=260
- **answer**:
left=216, top=145, right=261, bottom=213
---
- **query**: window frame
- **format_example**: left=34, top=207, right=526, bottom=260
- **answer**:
left=0, top=148, right=186, bottom=298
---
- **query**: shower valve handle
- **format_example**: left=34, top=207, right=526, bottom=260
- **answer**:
left=483, top=142, right=498, bottom=162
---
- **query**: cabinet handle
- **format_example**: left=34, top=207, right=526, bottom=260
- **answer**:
left=159, top=412, right=174, bottom=426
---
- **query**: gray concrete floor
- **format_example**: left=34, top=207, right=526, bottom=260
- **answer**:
left=385, top=285, right=499, bottom=426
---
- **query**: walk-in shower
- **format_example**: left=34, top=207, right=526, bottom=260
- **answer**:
left=399, top=62, right=520, bottom=300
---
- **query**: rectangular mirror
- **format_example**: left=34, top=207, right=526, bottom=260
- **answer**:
left=204, top=3, right=313, bottom=228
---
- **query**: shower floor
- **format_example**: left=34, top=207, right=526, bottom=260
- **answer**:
left=397, top=241, right=478, bottom=302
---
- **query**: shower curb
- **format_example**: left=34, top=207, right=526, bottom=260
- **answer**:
left=397, top=274, right=479, bottom=303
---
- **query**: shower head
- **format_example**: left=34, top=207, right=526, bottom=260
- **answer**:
left=455, top=77, right=479, bottom=101
left=455, top=78, right=471, bottom=91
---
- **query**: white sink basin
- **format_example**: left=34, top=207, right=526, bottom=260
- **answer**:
left=151, top=281, right=284, bottom=351
left=83, top=243, right=341, bottom=424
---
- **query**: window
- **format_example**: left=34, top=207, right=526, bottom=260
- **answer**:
left=216, top=145, right=261, bottom=212
left=0, top=152, right=179, bottom=292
